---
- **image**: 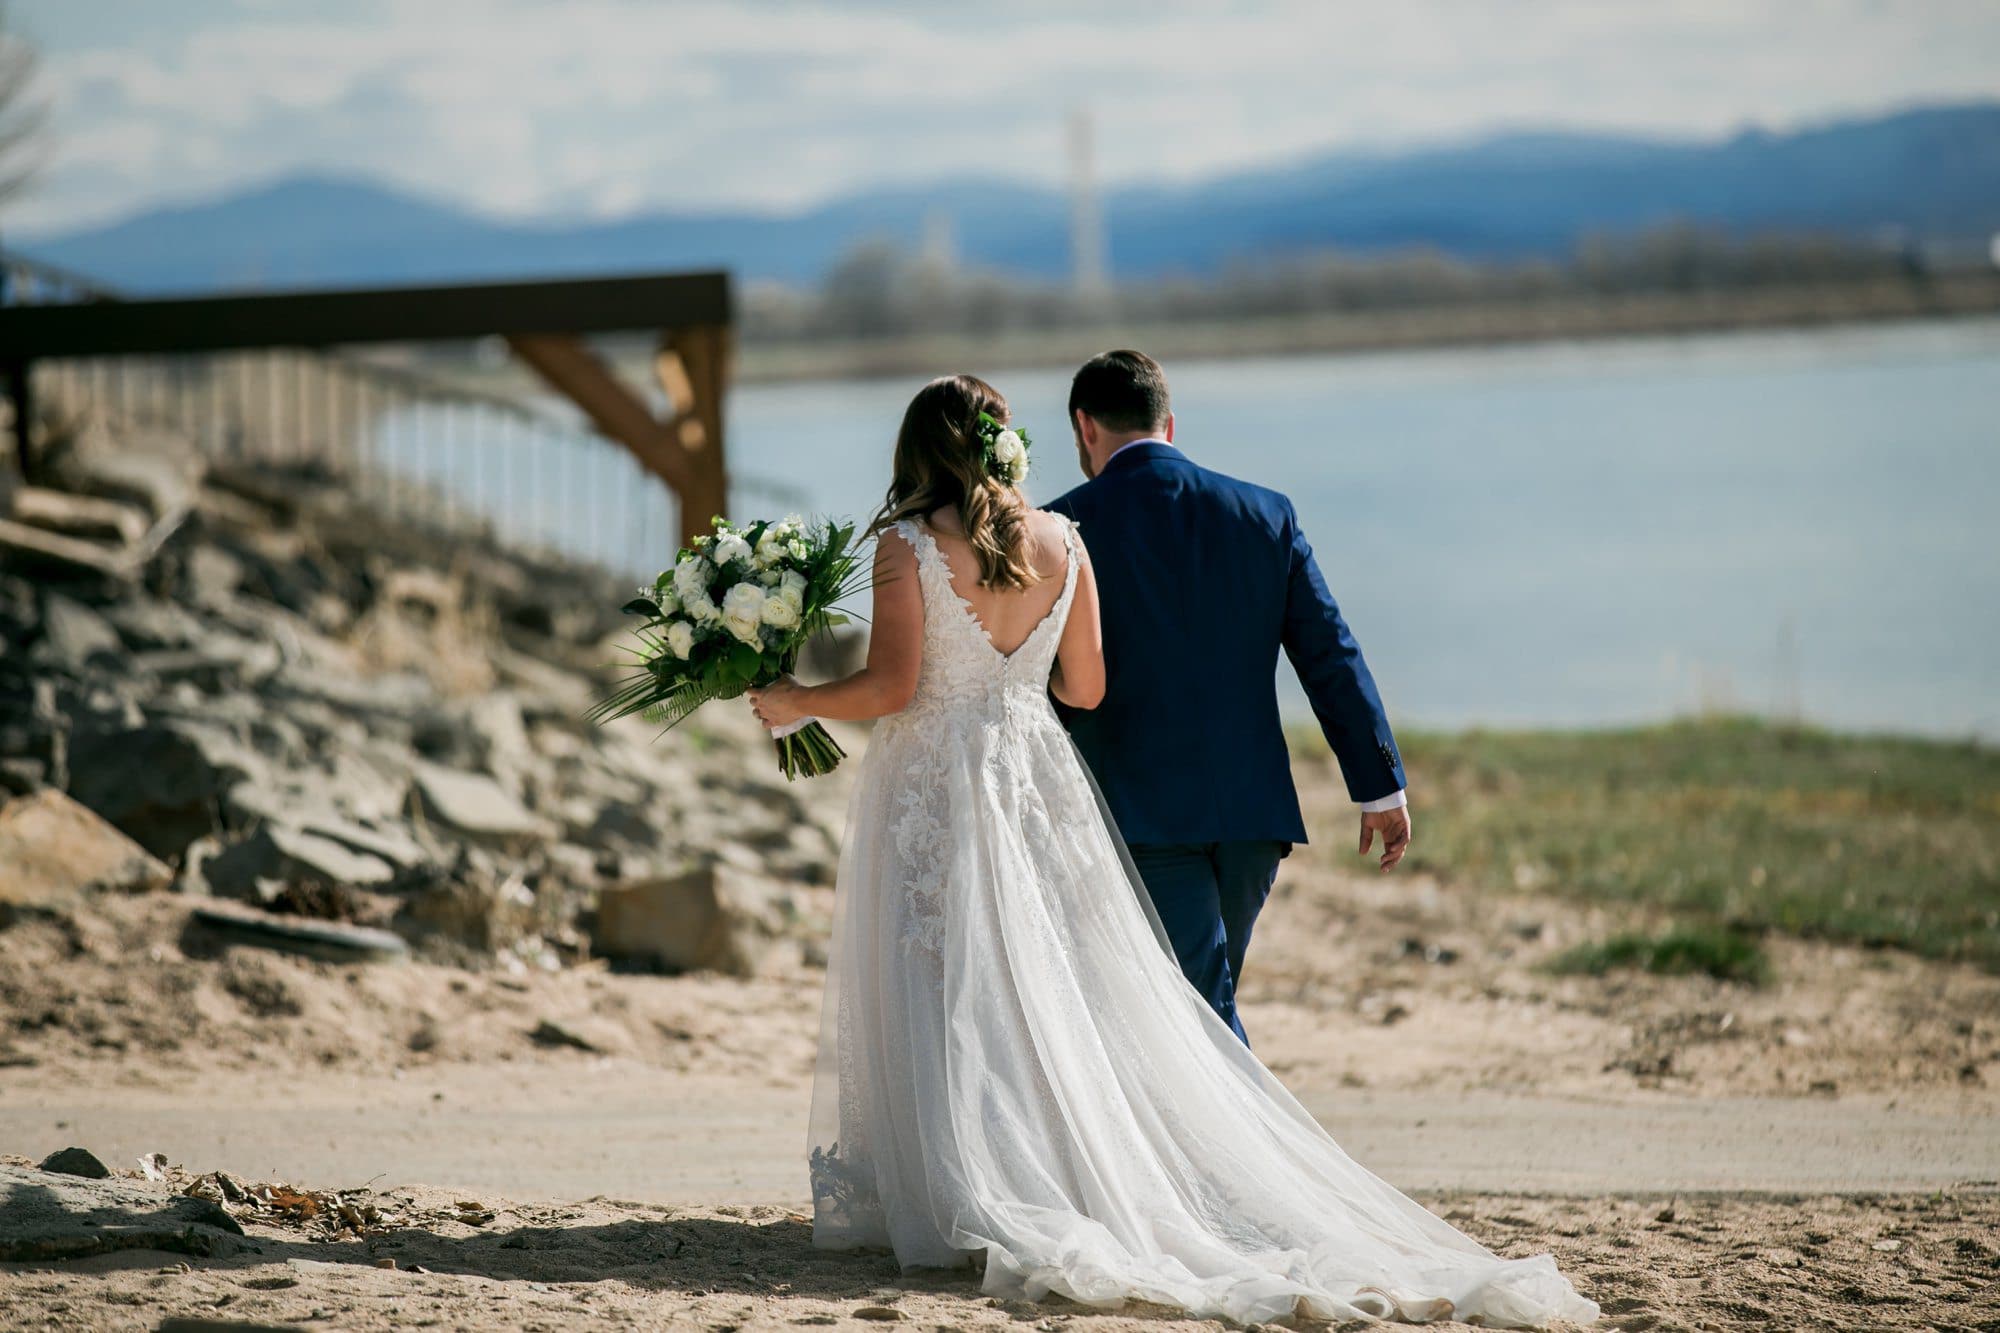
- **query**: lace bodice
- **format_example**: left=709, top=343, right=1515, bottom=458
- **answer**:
left=888, top=517, right=1080, bottom=727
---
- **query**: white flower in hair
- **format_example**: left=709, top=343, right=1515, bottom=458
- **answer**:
left=992, top=429, right=1028, bottom=481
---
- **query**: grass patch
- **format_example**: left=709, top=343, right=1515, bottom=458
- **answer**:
left=1547, top=928, right=1772, bottom=985
left=1289, top=716, right=2000, bottom=970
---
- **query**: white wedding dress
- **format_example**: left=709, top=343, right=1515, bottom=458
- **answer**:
left=807, top=517, right=1598, bottom=1328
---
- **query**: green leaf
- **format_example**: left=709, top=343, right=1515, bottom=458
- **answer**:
left=621, top=597, right=661, bottom=618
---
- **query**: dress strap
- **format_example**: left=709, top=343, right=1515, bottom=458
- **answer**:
left=1056, top=516, right=1082, bottom=600
left=891, top=518, right=952, bottom=611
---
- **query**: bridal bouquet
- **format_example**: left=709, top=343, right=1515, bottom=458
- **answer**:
left=589, top=515, right=869, bottom=779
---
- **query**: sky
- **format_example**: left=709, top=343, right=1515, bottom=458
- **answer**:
left=8, top=0, right=2000, bottom=237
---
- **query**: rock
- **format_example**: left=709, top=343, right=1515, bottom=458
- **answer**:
left=48, top=419, right=200, bottom=520
left=528, top=1018, right=612, bottom=1052
left=181, top=544, right=244, bottom=608
left=594, top=863, right=801, bottom=977
left=189, top=898, right=410, bottom=963
left=0, top=515, right=133, bottom=582
left=66, top=719, right=269, bottom=858
left=37, top=1146, right=111, bottom=1179
left=492, top=644, right=597, bottom=715
left=222, top=752, right=412, bottom=833
left=129, top=633, right=284, bottom=690
left=96, top=594, right=209, bottom=652
left=575, top=799, right=667, bottom=854
left=0, top=756, right=44, bottom=795
left=202, top=822, right=399, bottom=899
left=8, top=485, right=149, bottom=544
left=0, top=1161, right=243, bottom=1261
left=297, top=815, right=430, bottom=874
left=33, top=592, right=123, bottom=669
left=0, top=789, right=171, bottom=924
left=396, top=857, right=541, bottom=957
left=413, top=693, right=538, bottom=799
left=411, top=759, right=549, bottom=842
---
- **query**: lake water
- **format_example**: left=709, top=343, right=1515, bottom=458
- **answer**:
left=391, top=318, right=2000, bottom=738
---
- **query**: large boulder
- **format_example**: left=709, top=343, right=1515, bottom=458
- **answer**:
left=65, top=718, right=269, bottom=858
left=593, top=863, right=803, bottom=977
left=0, top=788, right=171, bottom=924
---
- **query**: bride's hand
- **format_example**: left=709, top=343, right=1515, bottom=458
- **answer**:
left=747, top=677, right=809, bottom=731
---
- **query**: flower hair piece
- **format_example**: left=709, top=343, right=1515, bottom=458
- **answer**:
left=973, top=411, right=1031, bottom=485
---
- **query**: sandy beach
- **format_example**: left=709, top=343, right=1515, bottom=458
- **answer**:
left=5, top=812, right=1997, bottom=1330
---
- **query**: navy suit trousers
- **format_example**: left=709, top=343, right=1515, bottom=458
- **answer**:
left=1127, top=840, right=1288, bottom=1046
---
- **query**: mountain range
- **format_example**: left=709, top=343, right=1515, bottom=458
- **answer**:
left=11, top=101, right=2000, bottom=295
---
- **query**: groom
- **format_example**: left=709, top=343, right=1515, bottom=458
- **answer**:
left=1047, top=350, right=1410, bottom=1045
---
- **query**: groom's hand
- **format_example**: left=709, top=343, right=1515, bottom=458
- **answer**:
left=1358, top=807, right=1412, bottom=872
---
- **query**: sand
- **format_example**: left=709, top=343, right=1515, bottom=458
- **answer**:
left=4, top=756, right=1999, bottom=1329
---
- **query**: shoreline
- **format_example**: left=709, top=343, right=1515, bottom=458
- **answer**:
left=734, top=273, right=2000, bottom=384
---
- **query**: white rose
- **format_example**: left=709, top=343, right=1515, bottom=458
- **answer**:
left=778, top=569, right=808, bottom=609
left=721, top=582, right=768, bottom=645
left=673, top=556, right=714, bottom=606
left=712, top=532, right=753, bottom=568
left=758, top=568, right=783, bottom=587
left=652, top=585, right=681, bottom=616
left=685, top=592, right=721, bottom=625
left=760, top=595, right=800, bottom=630
left=754, top=527, right=788, bottom=567
left=992, top=430, right=1028, bottom=482
left=786, top=537, right=808, bottom=561
left=664, top=620, right=696, bottom=659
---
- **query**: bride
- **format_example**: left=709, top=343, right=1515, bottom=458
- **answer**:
left=747, top=375, right=1598, bottom=1328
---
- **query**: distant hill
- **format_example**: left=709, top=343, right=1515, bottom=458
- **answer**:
left=12, top=101, right=2000, bottom=294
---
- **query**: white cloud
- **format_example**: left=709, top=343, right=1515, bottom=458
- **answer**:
left=8, top=0, right=2000, bottom=234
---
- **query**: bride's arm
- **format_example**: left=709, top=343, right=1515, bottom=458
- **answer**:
left=748, top=529, right=923, bottom=728
left=1049, top=543, right=1104, bottom=710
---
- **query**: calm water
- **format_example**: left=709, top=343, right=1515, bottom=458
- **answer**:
left=388, top=318, right=2000, bottom=738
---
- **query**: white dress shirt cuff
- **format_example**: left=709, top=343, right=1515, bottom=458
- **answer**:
left=1358, top=789, right=1408, bottom=814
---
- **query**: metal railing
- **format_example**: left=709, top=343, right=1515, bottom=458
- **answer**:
left=0, top=252, right=800, bottom=577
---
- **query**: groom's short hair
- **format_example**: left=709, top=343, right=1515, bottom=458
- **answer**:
left=1070, top=350, right=1170, bottom=434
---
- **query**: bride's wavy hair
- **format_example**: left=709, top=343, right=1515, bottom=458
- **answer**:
left=870, top=374, right=1041, bottom=591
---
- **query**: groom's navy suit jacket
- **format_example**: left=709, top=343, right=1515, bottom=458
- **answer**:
left=1047, top=441, right=1403, bottom=847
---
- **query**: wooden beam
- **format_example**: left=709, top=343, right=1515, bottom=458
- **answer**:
left=505, top=334, right=696, bottom=496
left=0, top=270, right=732, bottom=360
left=666, top=325, right=731, bottom=545
left=651, top=341, right=698, bottom=424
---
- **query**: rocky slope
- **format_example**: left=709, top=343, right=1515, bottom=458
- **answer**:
left=0, top=416, right=847, bottom=984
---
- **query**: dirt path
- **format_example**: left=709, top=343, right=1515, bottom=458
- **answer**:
left=5, top=1061, right=1994, bottom=1204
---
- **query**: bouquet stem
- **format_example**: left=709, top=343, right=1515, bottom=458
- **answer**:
left=774, top=720, right=846, bottom=780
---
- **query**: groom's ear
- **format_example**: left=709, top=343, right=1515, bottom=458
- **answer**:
left=1163, top=412, right=1175, bottom=444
